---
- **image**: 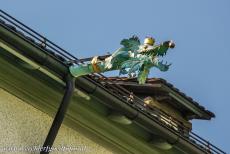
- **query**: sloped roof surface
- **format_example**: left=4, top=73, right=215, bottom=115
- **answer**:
left=98, top=77, right=215, bottom=118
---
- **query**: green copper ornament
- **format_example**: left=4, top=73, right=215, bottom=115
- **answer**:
left=69, top=36, right=175, bottom=84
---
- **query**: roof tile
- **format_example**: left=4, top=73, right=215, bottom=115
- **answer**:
left=99, top=77, right=215, bottom=118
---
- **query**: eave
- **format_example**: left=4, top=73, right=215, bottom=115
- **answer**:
left=99, top=77, right=215, bottom=120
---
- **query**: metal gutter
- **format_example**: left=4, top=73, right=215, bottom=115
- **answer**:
left=0, top=40, right=65, bottom=85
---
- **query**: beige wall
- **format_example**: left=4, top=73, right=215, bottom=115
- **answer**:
left=0, top=88, right=113, bottom=154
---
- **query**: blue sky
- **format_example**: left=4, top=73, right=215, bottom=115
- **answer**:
left=2, top=0, right=230, bottom=152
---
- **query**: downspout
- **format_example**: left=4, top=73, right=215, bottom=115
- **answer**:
left=0, top=24, right=76, bottom=153
left=40, top=74, right=75, bottom=154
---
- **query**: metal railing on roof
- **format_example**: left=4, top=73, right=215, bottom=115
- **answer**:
left=0, top=9, right=226, bottom=154
left=90, top=74, right=225, bottom=154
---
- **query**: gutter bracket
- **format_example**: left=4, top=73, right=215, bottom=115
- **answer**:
left=40, top=74, right=75, bottom=154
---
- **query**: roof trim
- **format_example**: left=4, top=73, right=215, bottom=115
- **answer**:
left=98, top=77, right=215, bottom=119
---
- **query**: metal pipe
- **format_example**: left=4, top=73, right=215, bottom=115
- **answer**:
left=40, top=74, right=75, bottom=154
